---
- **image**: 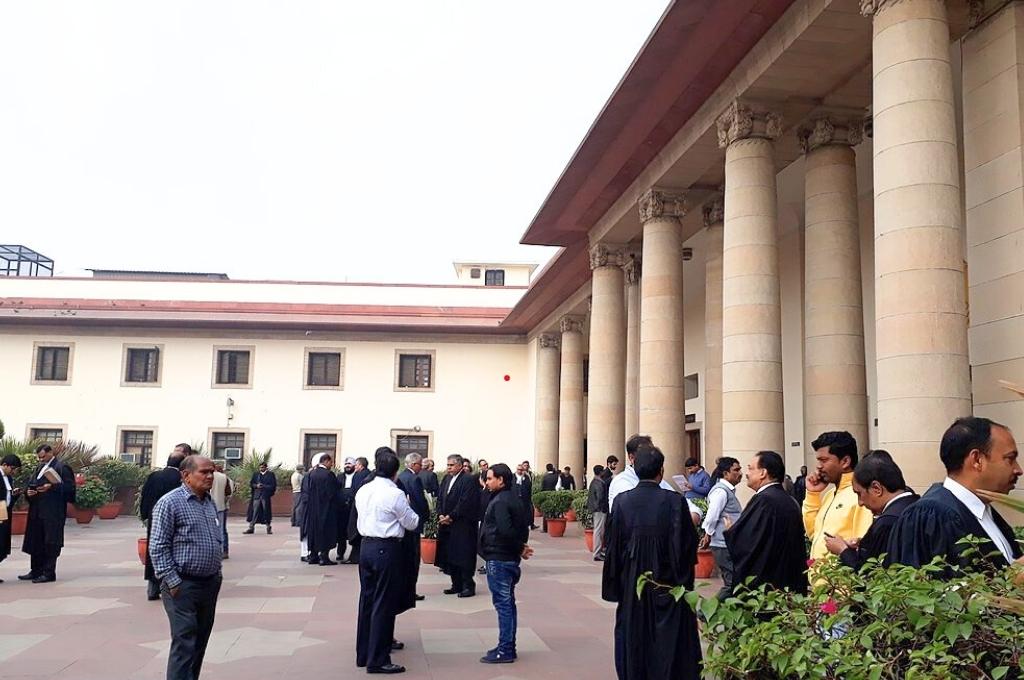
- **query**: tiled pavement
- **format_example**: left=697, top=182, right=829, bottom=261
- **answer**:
left=0, top=517, right=720, bottom=679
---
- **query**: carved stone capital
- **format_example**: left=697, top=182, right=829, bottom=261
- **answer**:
left=797, top=115, right=864, bottom=154
left=968, top=0, right=1013, bottom=28
left=559, top=315, right=584, bottom=335
left=538, top=333, right=560, bottom=349
left=588, top=243, right=628, bottom=270
left=623, top=252, right=642, bottom=285
left=702, top=196, right=725, bottom=227
left=716, top=100, right=782, bottom=148
left=638, top=188, right=688, bottom=224
left=860, top=0, right=922, bottom=16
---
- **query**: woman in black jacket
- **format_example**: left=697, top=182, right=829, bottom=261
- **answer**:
left=478, top=463, right=533, bottom=664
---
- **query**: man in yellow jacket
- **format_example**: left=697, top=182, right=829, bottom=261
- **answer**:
left=803, top=431, right=874, bottom=560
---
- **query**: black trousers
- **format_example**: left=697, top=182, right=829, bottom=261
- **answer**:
left=449, top=563, right=475, bottom=593
left=29, top=547, right=59, bottom=579
left=356, top=538, right=402, bottom=669
left=161, top=574, right=222, bottom=680
left=249, top=498, right=271, bottom=526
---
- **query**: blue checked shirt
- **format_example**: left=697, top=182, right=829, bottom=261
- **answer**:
left=149, top=484, right=223, bottom=588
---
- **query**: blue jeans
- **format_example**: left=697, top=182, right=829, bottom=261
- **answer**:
left=486, top=560, right=521, bottom=655
left=218, top=510, right=229, bottom=555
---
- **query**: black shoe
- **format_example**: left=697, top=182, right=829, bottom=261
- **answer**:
left=530, top=525, right=539, bottom=530
left=390, top=640, right=405, bottom=651
left=0, top=578, right=4, bottom=584
left=443, top=587, right=459, bottom=595
left=457, top=589, right=476, bottom=598
left=32, top=575, right=56, bottom=583
left=320, top=558, right=338, bottom=566
left=414, top=594, right=425, bottom=601
left=267, top=527, right=272, bottom=535
left=307, top=557, right=321, bottom=565
left=594, top=554, right=605, bottom=562
left=477, top=566, right=487, bottom=574
left=480, top=651, right=516, bottom=664
left=367, top=664, right=405, bottom=674
left=17, top=573, right=37, bottom=581
left=243, top=529, right=255, bottom=535
left=300, top=556, right=308, bottom=563
left=343, top=557, right=358, bottom=565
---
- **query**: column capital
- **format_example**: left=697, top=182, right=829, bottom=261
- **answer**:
left=588, top=243, right=628, bottom=270
left=538, top=333, right=561, bottom=349
left=623, top=252, right=642, bottom=285
left=797, top=114, right=864, bottom=154
left=702, top=196, right=725, bottom=227
left=638, top=187, right=688, bottom=224
left=559, top=315, right=585, bottom=335
left=716, top=100, right=782, bottom=148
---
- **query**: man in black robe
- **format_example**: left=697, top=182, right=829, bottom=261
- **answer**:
left=244, top=462, right=277, bottom=534
left=888, top=417, right=1023, bottom=577
left=302, top=454, right=339, bottom=565
left=0, top=454, right=24, bottom=581
left=397, top=450, right=430, bottom=610
left=418, top=459, right=440, bottom=499
left=343, top=457, right=372, bottom=565
left=724, top=450, right=807, bottom=595
left=20, top=444, right=76, bottom=583
left=601, top=445, right=701, bottom=680
left=139, top=446, right=188, bottom=599
left=540, top=464, right=558, bottom=491
left=437, top=454, right=479, bottom=597
left=824, top=451, right=917, bottom=571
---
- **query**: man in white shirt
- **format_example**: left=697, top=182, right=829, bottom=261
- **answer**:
left=608, top=435, right=702, bottom=526
left=354, top=448, right=420, bottom=675
left=290, top=464, right=305, bottom=529
left=210, top=463, right=233, bottom=559
left=699, top=457, right=743, bottom=598
left=888, top=417, right=1023, bottom=576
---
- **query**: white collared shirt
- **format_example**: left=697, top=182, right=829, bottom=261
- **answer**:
left=2, top=470, right=12, bottom=506
left=446, top=471, right=461, bottom=495
left=943, top=477, right=1015, bottom=562
left=754, top=481, right=781, bottom=495
left=355, top=476, right=420, bottom=539
left=36, top=459, right=54, bottom=480
left=880, top=491, right=913, bottom=515
left=608, top=465, right=702, bottom=519
left=344, top=472, right=354, bottom=489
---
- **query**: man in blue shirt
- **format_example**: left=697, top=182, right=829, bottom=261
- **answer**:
left=684, top=457, right=713, bottom=500
left=150, top=455, right=224, bottom=680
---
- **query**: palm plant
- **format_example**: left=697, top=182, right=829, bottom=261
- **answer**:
left=51, top=439, right=101, bottom=471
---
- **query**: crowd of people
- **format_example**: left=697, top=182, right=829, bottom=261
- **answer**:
left=0, top=415, right=1020, bottom=679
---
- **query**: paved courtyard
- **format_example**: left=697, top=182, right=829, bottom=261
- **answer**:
left=0, top=516, right=718, bottom=679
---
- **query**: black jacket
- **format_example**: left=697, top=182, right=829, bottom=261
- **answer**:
left=478, top=487, right=528, bottom=563
left=398, top=469, right=429, bottom=533
left=839, top=492, right=918, bottom=571
left=587, top=476, right=608, bottom=513
left=541, top=471, right=559, bottom=491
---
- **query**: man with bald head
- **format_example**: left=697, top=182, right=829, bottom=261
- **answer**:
left=150, top=455, right=224, bottom=680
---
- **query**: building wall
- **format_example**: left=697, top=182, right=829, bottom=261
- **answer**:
left=0, top=327, right=533, bottom=468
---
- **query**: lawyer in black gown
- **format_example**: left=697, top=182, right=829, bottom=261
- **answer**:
left=21, top=445, right=76, bottom=583
left=601, top=446, right=701, bottom=680
left=245, top=464, right=277, bottom=533
left=344, top=461, right=372, bottom=564
left=725, top=450, right=807, bottom=595
left=396, top=451, right=429, bottom=612
left=140, top=451, right=187, bottom=599
left=823, top=452, right=917, bottom=571
left=888, top=417, right=1023, bottom=577
left=0, top=455, right=24, bottom=577
left=303, top=454, right=340, bottom=565
left=437, top=455, right=479, bottom=596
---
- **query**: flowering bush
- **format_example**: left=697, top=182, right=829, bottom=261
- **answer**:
left=678, top=548, right=1024, bottom=679
left=74, top=477, right=112, bottom=510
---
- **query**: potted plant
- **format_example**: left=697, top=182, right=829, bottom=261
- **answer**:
left=535, top=490, right=573, bottom=537
left=689, top=496, right=714, bottom=578
left=73, top=477, right=111, bottom=524
left=420, top=506, right=439, bottom=564
left=571, top=493, right=594, bottom=551
left=85, top=457, right=147, bottom=518
left=6, top=448, right=39, bottom=535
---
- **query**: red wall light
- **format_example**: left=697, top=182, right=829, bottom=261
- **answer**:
left=503, top=375, right=511, bottom=382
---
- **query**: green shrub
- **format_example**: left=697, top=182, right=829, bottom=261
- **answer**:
left=86, top=457, right=148, bottom=490
left=75, top=477, right=112, bottom=509
left=535, top=490, right=573, bottom=519
left=571, top=492, right=593, bottom=529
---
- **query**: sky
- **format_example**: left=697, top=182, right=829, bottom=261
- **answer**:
left=0, top=1, right=669, bottom=284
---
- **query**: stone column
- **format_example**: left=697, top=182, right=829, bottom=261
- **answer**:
left=863, top=0, right=971, bottom=488
left=798, top=115, right=869, bottom=453
left=624, top=253, right=642, bottom=439
left=557, top=315, right=585, bottom=485
left=703, top=196, right=725, bottom=464
left=716, top=100, right=785, bottom=464
left=534, top=333, right=561, bottom=470
left=637, top=188, right=688, bottom=474
left=587, top=244, right=628, bottom=469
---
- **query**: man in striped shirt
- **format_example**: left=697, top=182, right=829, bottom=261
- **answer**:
left=150, top=455, right=224, bottom=680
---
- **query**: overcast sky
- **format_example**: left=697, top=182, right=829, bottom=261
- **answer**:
left=0, top=1, right=668, bottom=284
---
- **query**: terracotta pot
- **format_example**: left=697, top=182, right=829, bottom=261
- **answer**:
left=584, top=528, right=594, bottom=552
left=74, top=508, right=95, bottom=524
left=420, top=537, right=437, bottom=565
left=137, top=538, right=148, bottom=565
left=11, top=510, right=28, bottom=535
left=565, top=508, right=577, bottom=522
left=695, top=549, right=715, bottom=579
left=97, top=501, right=123, bottom=520
left=533, top=505, right=541, bottom=518
left=547, top=518, right=567, bottom=537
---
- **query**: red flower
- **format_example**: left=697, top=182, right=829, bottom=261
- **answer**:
left=820, top=599, right=838, bottom=615
left=806, top=558, right=816, bottom=568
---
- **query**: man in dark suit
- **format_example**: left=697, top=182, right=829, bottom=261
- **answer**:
left=244, top=462, right=277, bottom=534
left=437, top=454, right=479, bottom=597
left=824, top=450, right=917, bottom=570
left=418, top=458, right=440, bottom=499
left=139, top=446, right=189, bottom=599
left=20, top=444, right=77, bottom=584
left=558, top=466, right=576, bottom=491
left=0, top=454, right=24, bottom=582
left=540, top=464, right=558, bottom=491
left=343, top=457, right=372, bottom=565
left=888, top=417, right=1023, bottom=577
left=397, top=451, right=430, bottom=606
left=514, top=463, right=535, bottom=530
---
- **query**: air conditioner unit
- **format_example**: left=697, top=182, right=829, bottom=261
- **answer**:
left=119, top=452, right=139, bottom=464
left=224, top=447, right=243, bottom=461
